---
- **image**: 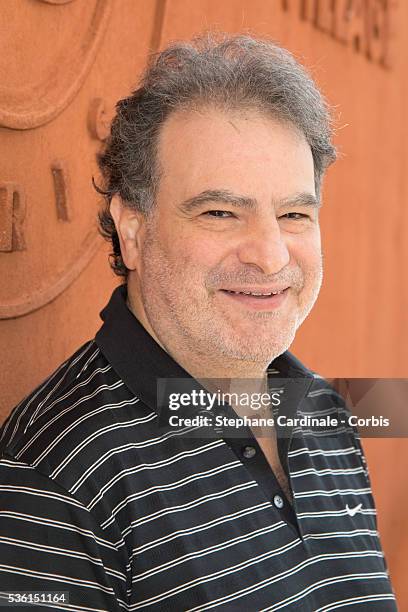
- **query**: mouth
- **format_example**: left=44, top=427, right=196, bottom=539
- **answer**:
left=221, top=288, right=288, bottom=298
left=219, top=287, right=290, bottom=311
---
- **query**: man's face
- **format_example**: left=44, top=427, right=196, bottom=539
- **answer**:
left=133, top=107, right=322, bottom=366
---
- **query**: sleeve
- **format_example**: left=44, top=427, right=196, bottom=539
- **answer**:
left=0, top=455, right=129, bottom=611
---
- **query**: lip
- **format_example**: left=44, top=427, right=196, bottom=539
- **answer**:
left=219, top=287, right=290, bottom=311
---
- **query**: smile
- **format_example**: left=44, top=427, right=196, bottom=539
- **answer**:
left=223, top=289, right=286, bottom=297
left=219, top=287, right=290, bottom=310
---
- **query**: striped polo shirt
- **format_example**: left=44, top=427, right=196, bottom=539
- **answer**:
left=0, top=284, right=397, bottom=610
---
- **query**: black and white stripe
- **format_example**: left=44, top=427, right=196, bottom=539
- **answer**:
left=0, top=285, right=397, bottom=610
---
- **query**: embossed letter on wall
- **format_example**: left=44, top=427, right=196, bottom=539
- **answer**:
left=281, top=0, right=393, bottom=68
left=0, top=183, right=26, bottom=253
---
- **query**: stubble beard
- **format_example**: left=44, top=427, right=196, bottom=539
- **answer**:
left=139, top=228, right=323, bottom=366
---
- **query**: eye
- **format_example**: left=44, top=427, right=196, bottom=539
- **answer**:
left=203, top=210, right=235, bottom=218
left=280, top=212, right=310, bottom=220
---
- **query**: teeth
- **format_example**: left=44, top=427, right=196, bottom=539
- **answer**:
left=228, top=290, right=284, bottom=296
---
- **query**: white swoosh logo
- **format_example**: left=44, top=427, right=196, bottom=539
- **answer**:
left=346, top=503, right=363, bottom=516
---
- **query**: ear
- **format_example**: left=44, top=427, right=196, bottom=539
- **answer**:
left=109, top=195, right=146, bottom=272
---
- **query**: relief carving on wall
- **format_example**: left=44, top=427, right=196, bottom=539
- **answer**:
left=0, top=0, right=111, bottom=129
left=0, top=0, right=112, bottom=319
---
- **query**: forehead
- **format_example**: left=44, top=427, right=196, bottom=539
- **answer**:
left=156, top=106, right=315, bottom=201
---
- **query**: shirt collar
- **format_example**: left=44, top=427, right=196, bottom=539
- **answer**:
left=95, top=284, right=314, bottom=420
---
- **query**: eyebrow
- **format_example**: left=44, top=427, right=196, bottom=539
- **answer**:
left=280, top=192, right=321, bottom=209
left=178, top=189, right=320, bottom=214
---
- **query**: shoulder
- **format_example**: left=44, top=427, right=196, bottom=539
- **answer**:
left=1, top=340, right=98, bottom=452
left=1, top=340, right=119, bottom=460
left=0, top=340, right=153, bottom=497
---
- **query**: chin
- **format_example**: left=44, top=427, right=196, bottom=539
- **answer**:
left=216, top=343, right=292, bottom=363
left=210, top=325, right=297, bottom=363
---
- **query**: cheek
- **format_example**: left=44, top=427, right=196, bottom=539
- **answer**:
left=170, top=232, right=224, bottom=269
left=144, top=234, right=215, bottom=294
left=290, top=231, right=322, bottom=270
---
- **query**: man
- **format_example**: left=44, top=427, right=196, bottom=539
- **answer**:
left=0, top=33, right=397, bottom=610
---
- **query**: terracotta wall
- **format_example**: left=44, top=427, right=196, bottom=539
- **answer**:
left=1, top=0, right=406, bottom=606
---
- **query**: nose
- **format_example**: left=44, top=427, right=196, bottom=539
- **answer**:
left=237, top=214, right=290, bottom=275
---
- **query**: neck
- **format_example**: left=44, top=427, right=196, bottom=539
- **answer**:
left=127, top=298, right=271, bottom=389
left=125, top=287, right=279, bottom=423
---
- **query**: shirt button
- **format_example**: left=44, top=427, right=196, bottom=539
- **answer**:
left=273, top=494, right=284, bottom=509
left=241, top=445, right=257, bottom=459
